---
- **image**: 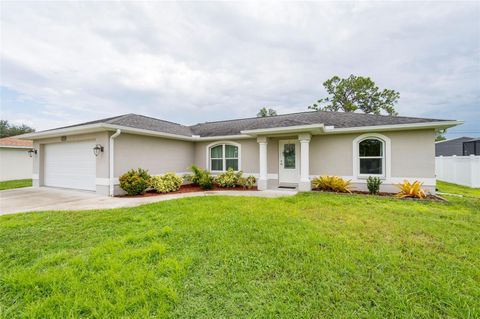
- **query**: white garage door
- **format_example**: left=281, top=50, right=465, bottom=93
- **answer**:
left=44, top=140, right=96, bottom=191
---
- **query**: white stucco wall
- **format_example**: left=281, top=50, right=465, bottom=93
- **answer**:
left=0, top=147, right=33, bottom=181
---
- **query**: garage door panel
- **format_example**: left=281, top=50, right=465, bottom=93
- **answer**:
left=44, top=140, right=96, bottom=191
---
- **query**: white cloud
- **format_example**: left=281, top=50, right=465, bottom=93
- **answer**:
left=0, top=1, right=479, bottom=132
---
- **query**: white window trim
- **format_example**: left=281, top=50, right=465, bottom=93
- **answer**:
left=353, top=133, right=391, bottom=180
left=206, top=141, right=242, bottom=172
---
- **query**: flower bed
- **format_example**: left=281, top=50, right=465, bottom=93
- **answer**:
left=312, top=189, right=446, bottom=202
left=118, top=183, right=258, bottom=198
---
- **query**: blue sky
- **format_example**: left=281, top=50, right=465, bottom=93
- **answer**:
left=1, top=1, right=479, bottom=138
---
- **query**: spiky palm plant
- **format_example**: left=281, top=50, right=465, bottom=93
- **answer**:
left=395, top=180, right=427, bottom=199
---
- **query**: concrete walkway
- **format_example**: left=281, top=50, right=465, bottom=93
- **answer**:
left=0, top=187, right=297, bottom=215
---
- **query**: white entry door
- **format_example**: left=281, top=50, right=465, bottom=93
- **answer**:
left=279, top=140, right=300, bottom=184
left=44, top=140, right=96, bottom=191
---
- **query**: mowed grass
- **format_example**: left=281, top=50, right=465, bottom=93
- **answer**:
left=437, top=180, right=480, bottom=198
left=0, top=179, right=32, bottom=191
left=0, top=193, right=479, bottom=318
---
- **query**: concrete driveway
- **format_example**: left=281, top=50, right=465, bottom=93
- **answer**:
left=0, top=187, right=297, bottom=215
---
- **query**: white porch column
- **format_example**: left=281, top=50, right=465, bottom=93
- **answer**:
left=298, top=133, right=311, bottom=191
left=257, top=136, right=268, bottom=190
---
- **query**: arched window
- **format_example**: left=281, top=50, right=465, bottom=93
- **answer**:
left=358, top=138, right=384, bottom=176
left=209, top=143, right=240, bottom=171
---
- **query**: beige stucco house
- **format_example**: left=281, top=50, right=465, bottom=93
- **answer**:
left=20, top=111, right=462, bottom=196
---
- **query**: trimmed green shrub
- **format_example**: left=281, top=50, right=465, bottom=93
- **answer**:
left=189, top=165, right=205, bottom=185
left=198, top=173, right=214, bottom=190
left=189, top=165, right=214, bottom=190
left=151, top=173, right=183, bottom=193
left=367, top=176, right=382, bottom=195
left=228, top=175, right=256, bottom=189
left=215, top=168, right=242, bottom=188
left=119, top=168, right=151, bottom=195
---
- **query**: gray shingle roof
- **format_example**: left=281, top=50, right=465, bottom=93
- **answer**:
left=189, top=111, right=450, bottom=137
left=39, top=111, right=452, bottom=138
left=43, top=113, right=193, bottom=137
left=109, top=114, right=193, bottom=136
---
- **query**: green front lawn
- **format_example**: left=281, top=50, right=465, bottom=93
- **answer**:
left=437, top=180, right=480, bottom=198
left=0, top=179, right=32, bottom=191
left=0, top=193, right=479, bottom=318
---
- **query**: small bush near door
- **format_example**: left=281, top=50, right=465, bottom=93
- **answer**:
left=312, top=176, right=352, bottom=193
left=237, top=175, right=256, bottom=189
left=215, top=169, right=257, bottom=189
left=150, top=173, right=183, bottom=193
left=119, top=168, right=151, bottom=195
left=367, top=176, right=382, bottom=195
left=246, top=176, right=257, bottom=189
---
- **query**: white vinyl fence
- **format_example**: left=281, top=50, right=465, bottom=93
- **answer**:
left=435, top=155, right=480, bottom=188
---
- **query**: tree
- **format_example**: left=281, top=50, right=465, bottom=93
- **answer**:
left=257, top=107, right=278, bottom=117
left=308, top=75, right=400, bottom=116
left=0, top=120, right=35, bottom=138
left=435, top=129, right=447, bottom=141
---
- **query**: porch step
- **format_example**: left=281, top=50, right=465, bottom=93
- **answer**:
left=278, top=186, right=297, bottom=190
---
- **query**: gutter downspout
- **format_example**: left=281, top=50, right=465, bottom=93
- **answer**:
left=109, top=129, right=121, bottom=196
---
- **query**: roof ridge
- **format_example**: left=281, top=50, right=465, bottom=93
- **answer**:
left=189, top=109, right=447, bottom=126
left=190, top=110, right=321, bottom=126
left=123, top=114, right=189, bottom=127
left=105, top=113, right=135, bottom=124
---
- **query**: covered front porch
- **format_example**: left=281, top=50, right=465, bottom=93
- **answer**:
left=226, top=123, right=331, bottom=192
left=256, top=133, right=313, bottom=191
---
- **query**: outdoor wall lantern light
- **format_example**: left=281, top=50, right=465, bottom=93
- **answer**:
left=93, top=144, right=104, bottom=156
left=27, top=149, right=37, bottom=157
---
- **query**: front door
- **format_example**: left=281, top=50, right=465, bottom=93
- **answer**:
left=279, top=140, right=300, bottom=184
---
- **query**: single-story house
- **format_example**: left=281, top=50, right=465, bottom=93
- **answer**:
left=0, top=137, right=33, bottom=181
left=19, top=111, right=462, bottom=196
left=435, top=137, right=476, bottom=156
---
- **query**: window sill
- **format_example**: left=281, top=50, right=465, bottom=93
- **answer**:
left=357, top=175, right=386, bottom=180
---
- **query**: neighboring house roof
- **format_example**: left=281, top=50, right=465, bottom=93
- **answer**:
left=435, top=136, right=475, bottom=156
left=435, top=136, right=474, bottom=144
left=0, top=137, right=33, bottom=148
left=20, top=110, right=462, bottom=140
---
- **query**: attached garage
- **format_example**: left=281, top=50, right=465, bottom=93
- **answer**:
left=44, top=140, right=96, bottom=191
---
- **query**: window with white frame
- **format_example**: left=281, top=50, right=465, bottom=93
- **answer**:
left=209, top=143, right=239, bottom=171
left=358, top=138, right=384, bottom=176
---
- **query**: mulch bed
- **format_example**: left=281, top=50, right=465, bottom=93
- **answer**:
left=118, top=184, right=258, bottom=198
left=313, top=189, right=447, bottom=202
